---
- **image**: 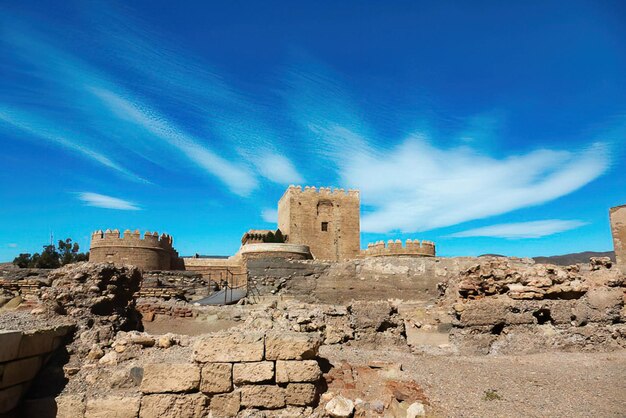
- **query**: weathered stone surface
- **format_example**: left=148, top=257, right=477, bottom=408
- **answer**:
left=240, top=385, right=286, bottom=409
left=285, top=383, right=317, bottom=406
left=265, top=331, right=321, bottom=360
left=351, top=301, right=392, bottom=330
left=1, top=356, right=41, bottom=388
left=407, top=401, right=426, bottom=417
left=275, top=360, right=321, bottom=383
left=85, top=395, right=141, bottom=418
left=140, top=363, right=200, bottom=393
left=56, top=394, right=86, bottom=418
left=405, top=326, right=450, bottom=347
left=209, top=391, right=240, bottom=417
left=325, top=395, right=354, bottom=417
left=610, top=204, right=626, bottom=272
left=139, top=393, right=208, bottom=418
left=18, top=329, right=55, bottom=357
left=200, top=362, right=232, bottom=394
left=193, top=332, right=264, bottom=362
left=0, top=330, right=22, bottom=362
left=233, top=361, right=274, bottom=384
left=0, top=383, right=24, bottom=414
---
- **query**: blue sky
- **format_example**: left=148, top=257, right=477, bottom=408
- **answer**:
left=1, top=0, right=625, bottom=261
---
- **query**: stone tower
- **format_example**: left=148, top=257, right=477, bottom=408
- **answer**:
left=610, top=204, right=626, bottom=272
left=278, top=186, right=360, bottom=261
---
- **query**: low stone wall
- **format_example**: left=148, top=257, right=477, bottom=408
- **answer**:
left=54, top=331, right=324, bottom=417
left=239, top=243, right=313, bottom=261
left=610, top=204, right=626, bottom=272
left=0, top=325, right=73, bottom=413
left=137, top=300, right=196, bottom=320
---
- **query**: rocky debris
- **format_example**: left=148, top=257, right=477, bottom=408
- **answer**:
left=322, top=360, right=429, bottom=417
left=324, top=395, right=354, bottom=417
left=34, top=263, right=143, bottom=362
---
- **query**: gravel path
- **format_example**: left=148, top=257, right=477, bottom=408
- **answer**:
left=321, top=345, right=626, bottom=417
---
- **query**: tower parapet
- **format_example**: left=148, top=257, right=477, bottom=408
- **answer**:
left=90, top=229, right=181, bottom=270
left=361, top=239, right=436, bottom=258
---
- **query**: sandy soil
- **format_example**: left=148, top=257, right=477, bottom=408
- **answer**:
left=321, top=345, right=626, bottom=418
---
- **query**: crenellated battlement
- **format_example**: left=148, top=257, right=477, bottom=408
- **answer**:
left=360, top=239, right=436, bottom=258
left=283, top=185, right=360, bottom=198
left=90, top=229, right=175, bottom=250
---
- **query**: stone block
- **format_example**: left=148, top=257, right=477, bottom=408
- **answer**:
left=18, top=329, right=55, bottom=358
left=200, top=362, right=232, bottom=394
left=240, top=385, right=285, bottom=409
left=209, top=391, right=240, bottom=417
left=265, top=331, right=321, bottom=360
left=405, top=327, right=450, bottom=347
left=140, top=363, right=200, bottom=393
left=85, top=395, right=141, bottom=418
left=0, top=356, right=42, bottom=389
left=56, top=394, right=86, bottom=418
left=285, top=383, right=317, bottom=406
left=193, top=332, right=264, bottom=362
left=233, top=361, right=274, bottom=384
left=139, top=393, right=208, bottom=418
left=0, top=383, right=24, bottom=414
left=275, top=360, right=321, bottom=383
left=0, top=330, right=22, bottom=362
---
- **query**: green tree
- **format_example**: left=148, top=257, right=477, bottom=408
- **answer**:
left=274, top=229, right=285, bottom=243
left=12, top=238, right=88, bottom=268
left=263, top=231, right=276, bottom=243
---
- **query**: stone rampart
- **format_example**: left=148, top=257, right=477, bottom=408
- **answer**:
left=90, top=229, right=182, bottom=270
left=361, top=239, right=436, bottom=258
left=0, top=326, right=73, bottom=413
left=239, top=243, right=313, bottom=260
left=610, top=204, right=626, bottom=272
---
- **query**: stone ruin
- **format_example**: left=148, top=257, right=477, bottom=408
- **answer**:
left=0, top=198, right=624, bottom=417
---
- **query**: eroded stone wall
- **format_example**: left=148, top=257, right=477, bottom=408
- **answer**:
left=0, top=326, right=73, bottom=413
left=610, top=204, right=626, bottom=272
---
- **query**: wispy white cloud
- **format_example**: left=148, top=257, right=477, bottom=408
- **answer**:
left=449, top=219, right=587, bottom=239
left=7, top=243, right=18, bottom=248
left=90, top=87, right=259, bottom=196
left=77, top=192, right=140, bottom=210
left=261, top=208, right=278, bottom=223
left=0, top=106, right=147, bottom=182
left=349, top=140, right=609, bottom=232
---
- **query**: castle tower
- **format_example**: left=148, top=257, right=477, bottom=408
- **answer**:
left=278, top=186, right=360, bottom=261
left=610, top=204, right=626, bottom=272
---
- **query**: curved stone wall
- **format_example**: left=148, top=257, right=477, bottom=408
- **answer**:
left=239, top=243, right=313, bottom=260
left=89, top=229, right=181, bottom=270
left=361, top=239, right=436, bottom=258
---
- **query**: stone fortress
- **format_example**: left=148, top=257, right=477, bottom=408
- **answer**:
left=89, top=185, right=436, bottom=272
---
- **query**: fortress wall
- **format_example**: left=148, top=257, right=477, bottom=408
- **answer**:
left=610, top=205, right=626, bottom=272
left=361, top=239, right=436, bottom=258
left=89, top=230, right=180, bottom=270
left=278, top=186, right=360, bottom=261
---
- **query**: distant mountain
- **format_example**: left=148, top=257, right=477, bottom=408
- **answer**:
left=533, top=251, right=615, bottom=266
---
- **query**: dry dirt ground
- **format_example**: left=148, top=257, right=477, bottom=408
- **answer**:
left=321, top=345, right=626, bottom=418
